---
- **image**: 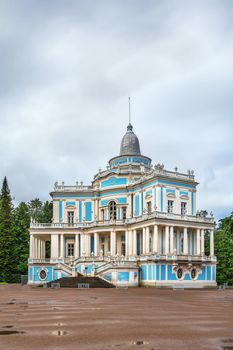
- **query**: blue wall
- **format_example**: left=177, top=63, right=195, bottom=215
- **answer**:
left=79, top=201, right=82, bottom=222
left=85, top=202, right=92, bottom=221
left=59, top=201, right=63, bottom=221
left=139, top=264, right=216, bottom=282
left=160, top=187, right=163, bottom=212
left=118, top=272, right=129, bottom=281
left=141, top=265, right=147, bottom=280
left=101, top=177, right=127, bottom=188
left=135, top=195, right=140, bottom=216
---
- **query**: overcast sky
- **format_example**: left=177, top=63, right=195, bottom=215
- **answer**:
left=0, top=0, right=232, bottom=221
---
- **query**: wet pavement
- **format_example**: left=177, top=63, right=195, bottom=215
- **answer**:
left=0, top=285, right=232, bottom=350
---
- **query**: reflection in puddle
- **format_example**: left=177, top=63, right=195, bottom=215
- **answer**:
left=221, top=338, right=233, bottom=350
left=51, top=330, right=68, bottom=336
left=133, top=340, right=149, bottom=346
left=0, top=330, right=25, bottom=335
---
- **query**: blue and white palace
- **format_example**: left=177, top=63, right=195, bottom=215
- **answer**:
left=28, top=122, right=216, bottom=287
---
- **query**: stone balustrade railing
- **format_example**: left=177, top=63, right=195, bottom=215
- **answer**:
left=28, top=254, right=215, bottom=267
left=30, top=211, right=214, bottom=229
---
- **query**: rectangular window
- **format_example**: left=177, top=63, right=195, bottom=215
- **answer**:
left=101, top=209, right=104, bottom=221
left=67, top=243, right=74, bottom=257
left=67, top=211, right=74, bottom=224
left=168, top=200, right=174, bottom=213
left=181, top=202, right=187, bottom=216
left=147, top=201, right=152, bottom=214
left=122, top=207, right=127, bottom=220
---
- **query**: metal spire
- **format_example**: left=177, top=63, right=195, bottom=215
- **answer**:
left=128, top=96, right=131, bottom=124
left=127, top=96, right=133, bottom=131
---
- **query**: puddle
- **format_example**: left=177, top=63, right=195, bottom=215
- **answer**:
left=133, top=340, right=149, bottom=346
left=222, top=339, right=233, bottom=343
left=221, top=338, right=233, bottom=350
left=8, top=299, right=27, bottom=305
left=0, top=330, right=25, bottom=335
left=28, top=300, right=56, bottom=305
left=51, top=330, right=68, bottom=336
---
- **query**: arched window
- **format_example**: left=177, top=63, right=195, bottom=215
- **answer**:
left=109, top=201, right=117, bottom=220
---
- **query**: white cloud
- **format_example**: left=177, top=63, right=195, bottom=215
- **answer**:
left=0, top=0, right=232, bottom=220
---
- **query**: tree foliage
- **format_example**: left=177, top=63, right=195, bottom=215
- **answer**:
left=28, top=199, right=52, bottom=223
left=0, top=177, right=18, bottom=282
left=215, top=212, right=233, bottom=285
left=0, top=177, right=53, bottom=282
left=14, top=202, right=30, bottom=275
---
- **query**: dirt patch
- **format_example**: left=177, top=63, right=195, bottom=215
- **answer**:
left=0, top=285, right=232, bottom=350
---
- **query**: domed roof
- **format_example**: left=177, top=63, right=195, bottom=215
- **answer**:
left=120, top=123, right=141, bottom=156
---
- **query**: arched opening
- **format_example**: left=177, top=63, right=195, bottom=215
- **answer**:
left=109, top=201, right=117, bottom=220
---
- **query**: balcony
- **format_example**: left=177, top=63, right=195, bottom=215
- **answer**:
left=30, top=211, right=214, bottom=230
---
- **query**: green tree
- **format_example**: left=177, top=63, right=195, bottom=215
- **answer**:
left=41, top=201, right=53, bottom=223
left=0, top=177, right=18, bottom=282
left=215, top=212, right=233, bottom=285
left=28, top=199, right=52, bottom=223
left=28, top=198, right=43, bottom=222
left=14, top=202, right=30, bottom=275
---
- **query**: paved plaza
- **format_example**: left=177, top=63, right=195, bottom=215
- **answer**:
left=0, top=285, right=232, bottom=350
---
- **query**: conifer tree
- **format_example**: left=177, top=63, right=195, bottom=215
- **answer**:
left=0, top=177, right=17, bottom=282
left=14, top=202, right=30, bottom=275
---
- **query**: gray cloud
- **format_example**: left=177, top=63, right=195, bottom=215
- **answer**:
left=0, top=0, right=232, bottom=221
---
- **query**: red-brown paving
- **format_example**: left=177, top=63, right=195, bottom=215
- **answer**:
left=0, top=285, right=232, bottom=350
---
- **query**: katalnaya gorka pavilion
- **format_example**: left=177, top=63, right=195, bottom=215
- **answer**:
left=28, top=112, right=216, bottom=287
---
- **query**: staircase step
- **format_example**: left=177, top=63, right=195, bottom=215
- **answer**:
left=47, top=274, right=115, bottom=288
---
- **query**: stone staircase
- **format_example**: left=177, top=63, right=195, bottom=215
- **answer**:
left=47, top=274, right=115, bottom=288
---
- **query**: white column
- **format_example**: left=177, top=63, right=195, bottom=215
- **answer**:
left=132, top=230, right=137, bottom=255
left=201, top=229, right=205, bottom=255
left=170, top=226, right=174, bottom=254
left=86, top=234, right=91, bottom=256
left=142, top=227, right=146, bottom=254
left=40, top=240, right=43, bottom=258
left=165, top=226, right=169, bottom=255
left=145, top=226, right=150, bottom=254
left=125, top=230, right=129, bottom=256
left=94, top=232, right=99, bottom=256
left=80, top=233, right=85, bottom=256
left=37, top=239, right=41, bottom=258
left=110, top=231, right=116, bottom=256
left=51, top=234, right=59, bottom=259
left=153, top=225, right=158, bottom=253
left=34, top=237, right=37, bottom=258
left=128, top=230, right=132, bottom=256
left=42, top=241, right=46, bottom=259
left=196, top=229, right=201, bottom=255
left=210, top=229, right=214, bottom=256
left=29, top=235, right=34, bottom=258
left=75, top=234, right=79, bottom=258
left=60, top=234, right=64, bottom=258
left=176, top=229, right=180, bottom=254
left=183, top=228, right=188, bottom=255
